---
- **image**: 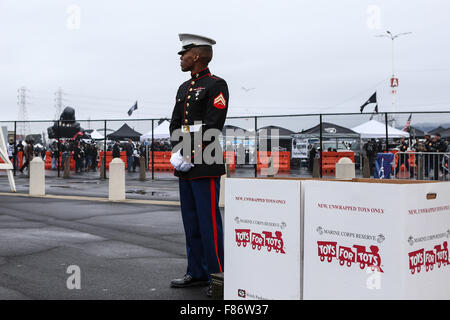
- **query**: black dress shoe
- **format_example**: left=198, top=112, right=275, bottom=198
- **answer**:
left=170, top=275, right=209, bottom=288
left=206, top=284, right=212, bottom=298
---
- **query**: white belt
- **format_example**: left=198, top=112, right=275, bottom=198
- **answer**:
left=181, top=124, right=202, bottom=133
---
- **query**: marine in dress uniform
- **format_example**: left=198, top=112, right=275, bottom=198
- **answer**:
left=169, top=34, right=228, bottom=297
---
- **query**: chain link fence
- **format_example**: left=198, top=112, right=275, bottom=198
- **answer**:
left=1, top=111, right=449, bottom=183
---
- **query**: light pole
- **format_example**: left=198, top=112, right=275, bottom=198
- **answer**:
left=375, top=30, right=411, bottom=127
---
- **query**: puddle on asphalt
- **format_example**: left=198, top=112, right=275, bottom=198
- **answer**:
left=70, top=180, right=101, bottom=184
left=126, top=189, right=169, bottom=197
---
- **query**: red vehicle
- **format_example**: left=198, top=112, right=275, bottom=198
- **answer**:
left=251, top=232, right=264, bottom=250
left=338, top=246, right=355, bottom=267
left=262, top=231, right=285, bottom=254
left=235, top=229, right=251, bottom=247
left=425, top=250, right=436, bottom=272
left=317, top=241, right=337, bottom=263
left=353, top=245, right=384, bottom=272
left=434, top=242, right=449, bottom=268
left=408, top=248, right=424, bottom=274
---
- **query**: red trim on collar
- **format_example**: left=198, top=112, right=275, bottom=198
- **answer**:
left=191, top=67, right=210, bottom=78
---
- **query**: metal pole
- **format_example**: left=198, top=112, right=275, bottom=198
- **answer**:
left=13, top=121, right=17, bottom=176
left=385, top=112, right=389, bottom=152
left=103, top=120, right=107, bottom=178
left=319, top=114, right=323, bottom=178
left=151, top=119, right=154, bottom=180
left=254, top=116, right=258, bottom=178
left=57, top=121, right=60, bottom=177
left=391, top=38, right=396, bottom=128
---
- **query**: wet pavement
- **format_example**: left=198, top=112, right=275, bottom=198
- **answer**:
left=0, top=170, right=226, bottom=300
left=0, top=165, right=345, bottom=300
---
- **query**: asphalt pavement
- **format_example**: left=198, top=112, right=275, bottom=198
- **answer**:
left=0, top=171, right=225, bottom=300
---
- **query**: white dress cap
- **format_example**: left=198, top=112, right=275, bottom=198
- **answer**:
left=178, top=33, right=216, bottom=55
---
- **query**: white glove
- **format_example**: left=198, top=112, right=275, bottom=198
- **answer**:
left=170, top=150, right=194, bottom=172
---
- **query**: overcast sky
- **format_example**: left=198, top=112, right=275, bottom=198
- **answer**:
left=1, top=0, right=450, bottom=132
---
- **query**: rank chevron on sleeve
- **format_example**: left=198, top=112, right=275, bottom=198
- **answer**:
left=213, top=92, right=226, bottom=109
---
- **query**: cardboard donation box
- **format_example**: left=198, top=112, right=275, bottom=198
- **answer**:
left=302, top=179, right=450, bottom=299
left=224, top=177, right=450, bottom=300
left=224, top=178, right=302, bottom=300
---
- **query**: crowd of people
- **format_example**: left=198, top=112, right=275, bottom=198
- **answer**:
left=7, top=138, right=100, bottom=174
left=363, top=133, right=449, bottom=179
left=111, top=139, right=144, bottom=172
left=6, top=137, right=174, bottom=175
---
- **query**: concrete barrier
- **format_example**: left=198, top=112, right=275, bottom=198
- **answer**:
left=109, top=158, right=125, bottom=201
left=335, top=157, right=355, bottom=180
left=29, top=157, right=45, bottom=196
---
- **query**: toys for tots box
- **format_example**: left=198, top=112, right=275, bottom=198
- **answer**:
left=302, top=179, right=450, bottom=299
left=224, top=178, right=302, bottom=300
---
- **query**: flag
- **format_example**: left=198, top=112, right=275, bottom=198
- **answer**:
left=402, top=113, right=412, bottom=132
left=360, top=92, right=377, bottom=113
left=127, top=101, right=138, bottom=116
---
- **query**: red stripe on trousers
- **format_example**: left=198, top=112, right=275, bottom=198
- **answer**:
left=210, top=178, right=223, bottom=273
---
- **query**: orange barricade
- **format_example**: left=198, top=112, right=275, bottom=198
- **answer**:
left=223, top=151, right=235, bottom=172
left=18, top=151, right=23, bottom=168
left=321, top=151, right=354, bottom=175
left=147, top=151, right=236, bottom=172
left=98, top=151, right=115, bottom=169
left=45, top=151, right=52, bottom=169
left=391, top=150, right=417, bottom=171
left=391, top=150, right=417, bottom=179
left=44, top=152, right=75, bottom=170
left=148, top=151, right=174, bottom=172
left=256, top=151, right=290, bottom=172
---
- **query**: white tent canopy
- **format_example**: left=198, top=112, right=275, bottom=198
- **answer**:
left=89, top=129, right=104, bottom=140
left=140, top=120, right=170, bottom=141
left=352, top=120, right=410, bottom=139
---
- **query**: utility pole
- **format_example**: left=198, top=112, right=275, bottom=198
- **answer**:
left=17, top=86, right=30, bottom=139
left=375, top=31, right=411, bottom=128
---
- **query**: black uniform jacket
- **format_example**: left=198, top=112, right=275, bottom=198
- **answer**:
left=170, top=68, right=229, bottom=180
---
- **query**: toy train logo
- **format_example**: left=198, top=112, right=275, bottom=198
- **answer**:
left=408, top=241, right=449, bottom=274
left=317, top=241, right=384, bottom=272
left=235, top=229, right=285, bottom=254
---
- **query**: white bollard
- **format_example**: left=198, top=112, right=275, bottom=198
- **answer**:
left=109, top=158, right=125, bottom=201
left=29, top=157, right=45, bottom=196
left=219, top=174, right=226, bottom=208
left=335, top=157, right=355, bottom=180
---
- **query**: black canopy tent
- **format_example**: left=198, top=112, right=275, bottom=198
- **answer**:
left=107, top=123, right=142, bottom=141
left=291, top=122, right=361, bottom=166
left=257, top=125, right=295, bottom=151
left=298, top=122, right=360, bottom=138
left=258, top=125, right=295, bottom=138
left=222, top=125, right=250, bottom=136
left=293, top=122, right=360, bottom=154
